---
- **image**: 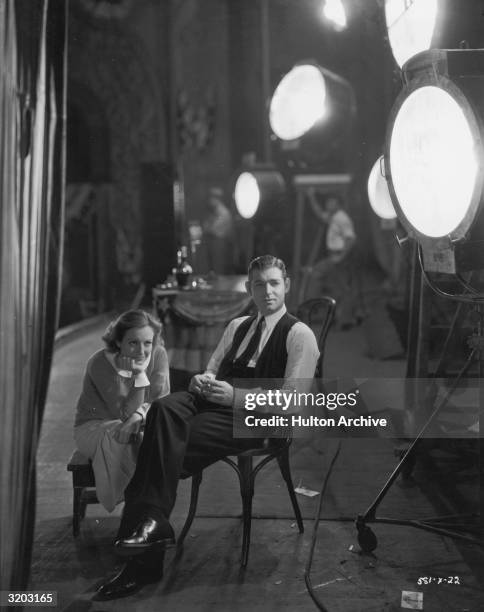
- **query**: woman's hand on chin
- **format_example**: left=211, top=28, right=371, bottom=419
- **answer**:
left=117, top=355, right=147, bottom=375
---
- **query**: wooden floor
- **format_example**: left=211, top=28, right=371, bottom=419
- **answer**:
left=30, top=318, right=484, bottom=611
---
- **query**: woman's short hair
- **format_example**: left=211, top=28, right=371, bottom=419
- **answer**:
left=102, top=309, right=163, bottom=352
left=248, top=254, right=287, bottom=280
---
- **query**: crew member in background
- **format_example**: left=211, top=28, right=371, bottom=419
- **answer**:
left=305, top=190, right=357, bottom=329
left=202, top=185, right=235, bottom=274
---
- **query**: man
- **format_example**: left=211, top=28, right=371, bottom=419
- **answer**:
left=95, top=254, right=319, bottom=600
left=305, top=190, right=357, bottom=328
left=202, top=185, right=235, bottom=274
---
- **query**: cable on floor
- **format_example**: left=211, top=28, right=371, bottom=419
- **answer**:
left=304, top=439, right=343, bottom=612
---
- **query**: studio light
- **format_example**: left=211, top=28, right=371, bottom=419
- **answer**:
left=385, top=0, right=438, bottom=68
left=269, top=61, right=356, bottom=173
left=233, top=168, right=285, bottom=220
left=322, top=0, right=347, bottom=32
left=269, top=64, right=327, bottom=142
left=367, top=156, right=396, bottom=221
left=385, top=48, right=484, bottom=273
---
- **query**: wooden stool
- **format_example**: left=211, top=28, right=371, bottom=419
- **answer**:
left=66, top=450, right=98, bottom=536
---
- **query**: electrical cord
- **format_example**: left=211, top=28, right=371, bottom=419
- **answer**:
left=304, top=440, right=342, bottom=612
left=418, top=245, right=484, bottom=303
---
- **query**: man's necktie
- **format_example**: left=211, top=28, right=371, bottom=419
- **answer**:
left=236, top=317, right=264, bottom=367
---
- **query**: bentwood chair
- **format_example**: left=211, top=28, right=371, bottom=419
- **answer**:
left=177, top=296, right=336, bottom=567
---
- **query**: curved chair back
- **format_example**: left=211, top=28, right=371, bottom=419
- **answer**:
left=296, top=296, right=336, bottom=379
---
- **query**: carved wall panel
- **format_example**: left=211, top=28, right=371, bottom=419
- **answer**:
left=68, top=2, right=167, bottom=287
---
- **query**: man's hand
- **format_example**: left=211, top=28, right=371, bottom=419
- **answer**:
left=114, top=412, right=143, bottom=444
left=189, top=373, right=214, bottom=395
left=202, top=379, right=234, bottom=406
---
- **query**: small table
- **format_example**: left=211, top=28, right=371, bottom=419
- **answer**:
left=152, top=276, right=253, bottom=381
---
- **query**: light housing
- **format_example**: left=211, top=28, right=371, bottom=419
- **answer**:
left=385, top=49, right=484, bottom=273
left=233, top=167, right=285, bottom=220
left=385, top=0, right=438, bottom=68
left=367, top=156, right=397, bottom=220
left=384, top=0, right=484, bottom=71
left=269, top=61, right=356, bottom=174
left=322, top=0, right=347, bottom=32
left=269, top=64, right=327, bottom=141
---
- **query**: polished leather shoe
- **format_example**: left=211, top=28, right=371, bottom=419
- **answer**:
left=115, top=517, right=175, bottom=555
left=93, top=561, right=163, bottom=601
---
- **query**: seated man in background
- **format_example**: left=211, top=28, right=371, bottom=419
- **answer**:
left=96, top=254, right=319, bottom=600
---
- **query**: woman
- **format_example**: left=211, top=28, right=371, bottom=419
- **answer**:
left=74, top=309, right=170, bottom=512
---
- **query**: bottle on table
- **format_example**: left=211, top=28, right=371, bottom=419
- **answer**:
left=175, top=246, right=193, bottom=289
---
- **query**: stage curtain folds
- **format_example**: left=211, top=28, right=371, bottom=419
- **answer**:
left=0, top=0, right=67, bottom=590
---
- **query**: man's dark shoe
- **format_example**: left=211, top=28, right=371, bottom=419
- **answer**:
left=115, top=517, right=175, bottom=555
left=93, top=560, right=163, bottom=601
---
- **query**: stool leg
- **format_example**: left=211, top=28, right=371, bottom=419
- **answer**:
left=277, top=450, right=304, bottom=533
left=79, top=495, right=88, bottom=520
left=178, top=471, right=203, bottom=547
left=238, top=456, right=254, bottom=568
left=73, top=486, right=83, bottom=537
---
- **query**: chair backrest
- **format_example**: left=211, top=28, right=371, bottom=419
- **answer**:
left=296, top=296, right=336, bottom=379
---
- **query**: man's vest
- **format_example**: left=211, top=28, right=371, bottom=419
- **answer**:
left=216, top=312, right=298, bottom=383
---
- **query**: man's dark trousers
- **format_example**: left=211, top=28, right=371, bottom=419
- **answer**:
left=121, top=391, right=264, bottom=533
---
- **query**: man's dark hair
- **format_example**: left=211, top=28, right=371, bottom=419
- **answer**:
left=248, top=254, right=287, bottom=280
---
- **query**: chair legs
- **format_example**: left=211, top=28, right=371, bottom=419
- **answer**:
left=237, top=456, right=255, bottom=567
left=178, top=471, right=203, bottom=547
left=73, top=486, right=83, bottom=537
left=277, top=449, right=304, bottom=533
left=179, top=447, right=303, bottom=566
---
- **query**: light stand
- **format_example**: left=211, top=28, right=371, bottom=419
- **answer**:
left=351, top=47, right=484, bottom=553
left=354, top=248, right=483, bottom=551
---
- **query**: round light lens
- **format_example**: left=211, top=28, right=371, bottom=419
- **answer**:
left=269, top=64, right=327, bottom=141
left=385, top=0, right=438, bottom=68
left=322, top=0, right=347, bottom=31
left=234, top=172, right=260, bottom=219
left=367, top=157, right=397, bottom=220
left=389, top=85, right=478, bottom=238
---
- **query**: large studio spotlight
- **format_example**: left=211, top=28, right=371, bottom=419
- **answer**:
left=384, top=1, right=484, bottom=70
left=269, top=61, right=356, bottom=173
left=367, top=156, right=397, bottom=221
left=321, top=0, right=347, bottom=32
left=233, top=167, right=285, bottom=220
left=385, top=0, right=438, bottom=68
left=269, top=64, right=327, bottom=142
left=385, top=48, right=484, bottom=275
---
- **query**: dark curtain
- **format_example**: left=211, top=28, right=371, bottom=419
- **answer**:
left=0, top=0, right=67, bottom=589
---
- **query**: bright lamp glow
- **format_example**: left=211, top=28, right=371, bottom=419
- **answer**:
left=269, top=64, right=327, bottom=141
left=367, top=157, right=396, bottom=220
left=385, top=0, right=438, bottom=68
left=322, top=0, right=347, bottom=31
left=234, top=172, right=260, bottom=219
left=389, top=85, right=478, bottom=238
